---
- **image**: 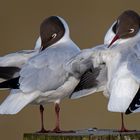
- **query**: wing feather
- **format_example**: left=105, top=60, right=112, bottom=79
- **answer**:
left=19, top=43, right=80, bottom=93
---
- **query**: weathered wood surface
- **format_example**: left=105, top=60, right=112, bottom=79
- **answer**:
left=23, top=128, right=140, bottom=140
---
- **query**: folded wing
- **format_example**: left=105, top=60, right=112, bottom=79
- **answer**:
left=65, top=45, right=107, bottom=99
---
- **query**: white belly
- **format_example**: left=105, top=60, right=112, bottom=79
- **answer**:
left=32, top=76, right=79, bottom=105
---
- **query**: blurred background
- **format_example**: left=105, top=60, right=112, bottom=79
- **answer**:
left=0, top=0, right=140, bottom=139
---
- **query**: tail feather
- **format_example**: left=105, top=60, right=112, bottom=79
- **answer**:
left=0, top=90, right=40, bottom=114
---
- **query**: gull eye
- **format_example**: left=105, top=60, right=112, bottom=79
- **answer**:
left=52, top=33, right=57, bottom=38
left=129, top=28, right=135, bottom=33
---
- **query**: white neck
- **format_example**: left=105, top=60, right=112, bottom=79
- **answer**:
left=104, top=21, right=116, bottom=45
left=34, top=36, right=41, bottom=50
left=51, top=16, right=71, bottom=46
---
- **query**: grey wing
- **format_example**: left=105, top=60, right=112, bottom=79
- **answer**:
left=0, top=50, right=38, bottom=82
left=65, top=44, right=107, bottom=78
left=19, top=42, right=81, bottom=93
left=73, top=68, right=101, bottom=92
left=65, top=44, right=107, bottom=99
left=70, top=64, right=107, bottom=99
left=20, top=65, right=67, bottom=93
left=65, top=49, right=94, bottom=78
left=0, top=50, right=38, bottom=67
left=19, top=49, right=69, bottom=93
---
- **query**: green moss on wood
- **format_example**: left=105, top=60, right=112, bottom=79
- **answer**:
left=23, top=129, right=140, bottom=140
left=24, top=134, right=89, bottom=140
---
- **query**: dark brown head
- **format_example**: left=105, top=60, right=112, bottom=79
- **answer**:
left=40, top=16, right=65, bottom=51
left=109, top=10, right=140, bottom=47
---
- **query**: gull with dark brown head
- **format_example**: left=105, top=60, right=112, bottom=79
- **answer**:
left=107, top=10, right=140, bottom=47
left=97, top=10, right=140, bottom=131
left=0, top=16, right=80, bottom=133
left=67, top=10, right=140, bottom=132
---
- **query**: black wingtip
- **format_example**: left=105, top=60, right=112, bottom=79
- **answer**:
left=125, top=109, right=132, bottom=115
left=0, top=66, right=20, bottom=79
left=125, top=87, right=140, bottom=115
left=73, top=68, right=100, bottom=92
left=0, top=77, right=20, bottom=89
left=69, top=93, right=73, bottom=99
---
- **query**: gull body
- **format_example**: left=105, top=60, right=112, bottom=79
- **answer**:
left=67, top=10, right=140, bottom=132
left=103, top=10, right=140, bottom=114
left=0, top=16, right=80, bottom=132
left=69, top=10, right=140, bottom=114
left=90, top=10, right=140, bottom=132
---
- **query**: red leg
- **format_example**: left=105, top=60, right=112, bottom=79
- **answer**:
left=119, top=113, right=128, bottom=132
left=53, top=103, right=61, bottom=132
left=51, top=103, right=75, bottom=133
left=36, top=105, right=48, bottom=133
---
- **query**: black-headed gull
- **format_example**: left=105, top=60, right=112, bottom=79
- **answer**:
left=0, top=16, right=80, bottom=133
left=105, top=10, right=140, bottom=131
left=67, top=10, right=140, bottom=132
left=101, top=10, right=140, bottom=131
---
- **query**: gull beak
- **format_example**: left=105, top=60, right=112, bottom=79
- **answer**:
left=108, top=34, right=119, bottom=48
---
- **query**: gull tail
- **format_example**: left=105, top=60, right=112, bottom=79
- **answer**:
left=0, top=90, right=39, bottom=114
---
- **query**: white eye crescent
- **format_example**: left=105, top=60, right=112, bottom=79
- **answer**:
left=52, top=33, right=57, bottom=38
left=129, top=28, right=135, bottom=33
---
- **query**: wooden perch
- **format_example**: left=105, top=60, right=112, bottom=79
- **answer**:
left=23, top=129, right=140, bottom=140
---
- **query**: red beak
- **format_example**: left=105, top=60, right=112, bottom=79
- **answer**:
left=108, top=34, right=119, bottom=48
